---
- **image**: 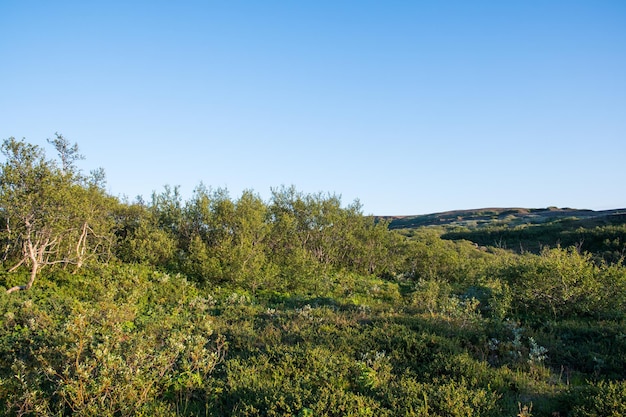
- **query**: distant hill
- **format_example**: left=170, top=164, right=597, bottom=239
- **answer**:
left=382, top=207, right=626, bottom=230
left=382, top=207, right=626, bottom=262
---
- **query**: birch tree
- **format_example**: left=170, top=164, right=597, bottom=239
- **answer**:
left=0, top=137, right=114, bottom=293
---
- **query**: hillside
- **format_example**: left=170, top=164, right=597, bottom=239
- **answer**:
left=383, top=207, right=626, bottom=262
left=2, top=138, right=626, bottom=416
left=384, top=207, right=626, bottom=230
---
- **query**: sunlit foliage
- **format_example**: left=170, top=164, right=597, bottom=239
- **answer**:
left=1, top=137, right=625, bottom=416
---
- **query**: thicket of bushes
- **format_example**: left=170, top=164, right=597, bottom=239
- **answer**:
left=1, top=137, right=625, bottom=416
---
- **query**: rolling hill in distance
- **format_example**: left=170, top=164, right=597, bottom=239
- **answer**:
left=382, top=207, right=626, bottom=230
left=381, top=207, right=626, bottom=260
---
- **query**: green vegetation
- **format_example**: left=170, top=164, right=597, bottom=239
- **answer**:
left=1, top=137, right=625, bottom=416
left=387, top=208, right=626, bottom=264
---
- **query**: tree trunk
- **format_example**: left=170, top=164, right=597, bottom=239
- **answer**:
left=6, top=263, right=38, bottom=294
left=5, top=233, right=43, bottom=294
left=74, top=221, right=89, bottom=271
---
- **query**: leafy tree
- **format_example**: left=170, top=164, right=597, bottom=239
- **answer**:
left=180, top=186, right=275, bottom=288
left=46, top=132, right=84, bottom=175
left=267, top=186, right=339, bottom=285
left=151, top=184, right=185, bottom=240
left=0, top=137, right=114, bottom=293
left=342, top=210, right=402, bottom=276
left=180, top=185, right=231, bottom=283
left=228, top=190, right=274, bottom=289
left=114, top=200, right=177, bottom=268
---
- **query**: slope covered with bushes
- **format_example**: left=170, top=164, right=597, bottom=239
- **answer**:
left=1, top=138, right=625, bottom=416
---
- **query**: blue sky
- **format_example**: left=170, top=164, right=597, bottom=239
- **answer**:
left=1, top=1, right=625, bottom=215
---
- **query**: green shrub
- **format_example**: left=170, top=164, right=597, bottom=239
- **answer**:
left=570, top=380, right=626, bottom=417
left=0, top=267, right=225, bottom=416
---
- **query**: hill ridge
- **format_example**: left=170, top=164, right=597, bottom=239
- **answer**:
left=381, top=207, right=626, bottom=230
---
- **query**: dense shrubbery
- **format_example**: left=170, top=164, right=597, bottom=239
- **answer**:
left=0, top=267, right=226, bottom=416
left=1, top=137, right=625, bottom=416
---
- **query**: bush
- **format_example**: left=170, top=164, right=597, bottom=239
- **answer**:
left=570, top=380, right=626, bottom=417
left=0, top=266, right=225, bottom=416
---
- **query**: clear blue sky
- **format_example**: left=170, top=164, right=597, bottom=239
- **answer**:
left=1, top=1, right=625, bottom=215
